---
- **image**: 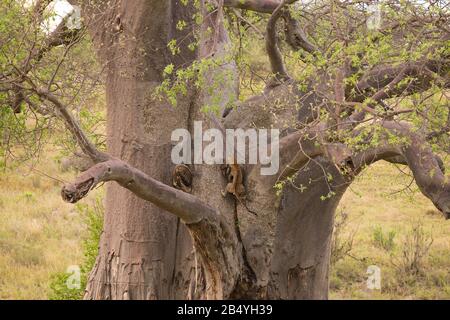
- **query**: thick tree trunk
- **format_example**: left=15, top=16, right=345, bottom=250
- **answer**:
left=84, top=1, right=199, bottom=299
left=269, top=159, right=349, bottom=299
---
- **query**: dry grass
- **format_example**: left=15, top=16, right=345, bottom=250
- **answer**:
left=0, top=150, right=101, bottom=299
left=330, top=162, right=450, bottom=299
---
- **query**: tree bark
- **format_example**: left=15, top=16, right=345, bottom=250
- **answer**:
left=269, top=160, right=349, bottom=299
left=84, top=0, right=199, bottom=300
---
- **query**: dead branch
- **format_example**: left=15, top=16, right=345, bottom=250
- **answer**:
left=34, top=88, right=109, bottom=163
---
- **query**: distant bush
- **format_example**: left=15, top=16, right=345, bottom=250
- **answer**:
left=392, top=221, right=433, bottom=276
left=372, top=226, right=396, bottom=251
left=48, top=198, right=103, bottom=300
left=331, top=209, right=357, bottom=265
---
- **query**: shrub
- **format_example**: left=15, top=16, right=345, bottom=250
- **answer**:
left=331, top=209, right=358, bottom=265
left=372, top=226, right=396, bottom=251
left=392, top=221, right=433, bottom=276
left=48, top=198, right=103, bottom=300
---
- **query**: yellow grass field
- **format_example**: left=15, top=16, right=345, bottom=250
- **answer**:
left=0, top=154, right=101, bottom=299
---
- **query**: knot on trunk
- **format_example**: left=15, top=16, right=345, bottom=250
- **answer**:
left=172, top=164, right=193, bottom=193
left=434, top=194, right=450, bottom=220
left=323, top=143, right=355, bottom=175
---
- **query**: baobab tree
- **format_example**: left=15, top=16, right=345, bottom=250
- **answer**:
left=0, top=0, right=449, bottom=299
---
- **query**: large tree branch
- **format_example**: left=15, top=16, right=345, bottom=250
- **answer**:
left=283, top=10, right=318, bottom=55
left=350, top=59, right=449, bottom=103
left=61, top=159, right=217, bottom=223
left=62, top=158, right=244, bottom=298
left=224, top=0, right=283, bottom=13
left=381, top=121, right=450, bottom=219
left=254, top=117, right=450, bottom=219
left=276, top=126, right=351, bottom=182
left=343, top=121, right=450, bottom=219
left=265, top=0, right=291, bottom=82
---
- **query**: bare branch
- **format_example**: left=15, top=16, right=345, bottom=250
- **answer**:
left=61, top=159, right=217, bottom=223
left=35, top=88, right=109, bottom=163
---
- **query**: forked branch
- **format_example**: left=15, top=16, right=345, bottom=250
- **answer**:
left=266, top=120, right=450, bottom=219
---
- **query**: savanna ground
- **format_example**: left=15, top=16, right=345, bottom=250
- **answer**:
left=0, top=151, right=449, bottom=299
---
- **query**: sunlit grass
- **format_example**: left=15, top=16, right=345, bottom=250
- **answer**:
left=0, top=149, right=101, bottom=299
left=331, top=162, right=450, bottom=299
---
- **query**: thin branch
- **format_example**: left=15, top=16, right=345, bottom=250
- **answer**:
left=231, top=8, right=264, bottom=38
left=34, top=88, right=109, bottom=163
left=427, top=106, right=450, bottom=140
left=32, top=0, right=53, bottom=18
left=2, top=16, right=83, bottom=113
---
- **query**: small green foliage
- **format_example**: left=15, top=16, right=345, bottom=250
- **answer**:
left=274, top=181, right=285, bottom=197
left=23, top=191, right=35, bottom=202
left=320, top=191, right=336, bottom=201
left=164, top=63, right=174, bottom=76
left=167, top=39, right=180, bottom=56
left=48, top=199, right=103, bottom=300
left=372, top=225, right=396, bottom=251
left=176, top=19, right=187, bottom=31
left=155, top=52, right=237, bottom=114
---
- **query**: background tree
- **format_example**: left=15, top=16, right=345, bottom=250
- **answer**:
left=0, top=0, right=448, bottom=299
